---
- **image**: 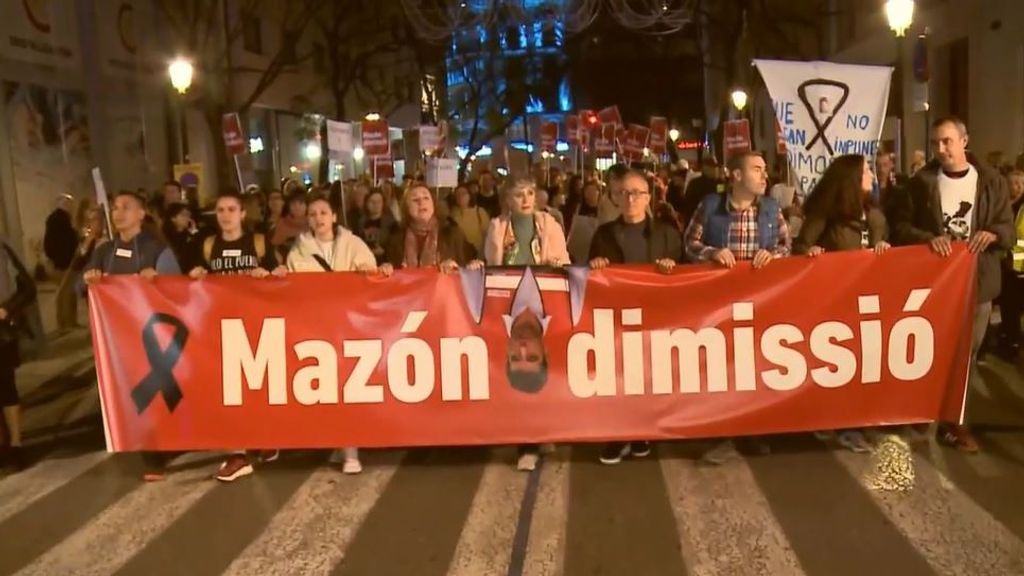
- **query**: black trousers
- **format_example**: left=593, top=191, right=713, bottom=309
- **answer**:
left=997, top=267, right=1024, bottom=347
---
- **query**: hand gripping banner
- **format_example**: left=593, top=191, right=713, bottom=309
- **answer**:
left=89, top=245, right=976, bottom=452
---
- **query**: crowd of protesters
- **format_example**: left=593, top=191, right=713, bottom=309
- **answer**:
left=0, top=115, right=1019, bottom=482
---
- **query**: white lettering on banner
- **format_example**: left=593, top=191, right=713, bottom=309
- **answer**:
left=566, top=289, right=935, bottom=397
left=222, top=318, right=288, bottom=406
left=219, top=291, right=935, bottom=406
left=220, top=311, right=491, bottom=405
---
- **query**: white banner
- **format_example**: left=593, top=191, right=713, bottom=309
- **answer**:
left=754, top=59, right=893, bottom=194
left=426, top=158, right=458, bottom=188
left=326, top=120, right=353, bottom=159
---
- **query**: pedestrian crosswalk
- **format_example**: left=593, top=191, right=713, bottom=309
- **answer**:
left=3, top=433, right=1024, bottom=575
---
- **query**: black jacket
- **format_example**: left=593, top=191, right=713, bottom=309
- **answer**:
left=890, top=160, right=1015, bottom=303
left=588, top=216, right=682, bottom=264
left=44, top=208, right=77, bottom=269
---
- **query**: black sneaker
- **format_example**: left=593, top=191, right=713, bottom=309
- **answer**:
left=599, top=442, right=630, bottom=465
left=630, top=441, right=652, bottom=457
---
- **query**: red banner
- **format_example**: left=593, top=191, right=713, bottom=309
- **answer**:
left=649, top=116, right=668, bottom=155
left=724, top=119, right=752, bottom=162
left=361, top=120, right=390, bottom=157
left=222, top=113, right=246, bottom=156
left=89, top=246, right=975, bottom=452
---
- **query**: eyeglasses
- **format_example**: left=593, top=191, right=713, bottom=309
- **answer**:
left=623, top=189, right=650, bottom=199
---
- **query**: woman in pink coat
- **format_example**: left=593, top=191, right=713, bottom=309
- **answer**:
left=483, top=179, right=569, bottom=267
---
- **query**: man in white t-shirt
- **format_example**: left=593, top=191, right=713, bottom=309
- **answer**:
left=891, top=116, right=1015, bottom=453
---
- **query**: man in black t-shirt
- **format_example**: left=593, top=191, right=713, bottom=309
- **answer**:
left=188, top=191, right=286, bottom=482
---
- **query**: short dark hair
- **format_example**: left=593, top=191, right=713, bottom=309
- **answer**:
left=113, top=189, right=146, bottom=208
left=506, top=356, right=548, bottom=394
left=607, top=163, right=629, bottom=180
left=726, top=151, right=763, bottom=174
left=931, top=115, right=968, bottom=136
left=164, top=180, right=182, bottom=191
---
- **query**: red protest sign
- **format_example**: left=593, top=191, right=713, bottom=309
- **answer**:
left=595, top=124, right=615, bottom=157
left=724, top=119, right=752, bottom=162
left=222, top=113, right=246, bottom=156
left=373, top=156, right=394, bottom=182
left=775, top=118, right=787, bottom=154
left=598, top=106, right=622, bottom=127
left=361, top=120, right=390, bottom=157
left=540, top=121, right=558, bottom=153
left=624, top=124, right=650, bottom=161
left=89, top=246, right=974, bottom=451
left=649, top=117, right=668, bottom=154
left=566, top=114, right=580, bottom=146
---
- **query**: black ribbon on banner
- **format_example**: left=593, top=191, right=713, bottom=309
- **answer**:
left=797, top=78, right=850, bottom=156
left=131, top=313, right=189, bottom=414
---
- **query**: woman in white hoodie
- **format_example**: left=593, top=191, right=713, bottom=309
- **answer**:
left=287, top=193, right=378, bottom=274
left=286, top=193, right=381, bottom=474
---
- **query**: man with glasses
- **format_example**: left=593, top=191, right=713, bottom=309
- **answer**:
left=683, top=150, right=790, bottom=464
left=589, top=169, right=682, bottom=464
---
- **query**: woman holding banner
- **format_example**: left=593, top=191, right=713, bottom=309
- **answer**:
left=190, top=191, right=286, bottom=482
left=482, top=179, right=569, bottom=471
left=287, top=193, right=383, bottom=474
left=382, top=184, right=478, bottom=273
left=795, top=153, right=891, bottom=454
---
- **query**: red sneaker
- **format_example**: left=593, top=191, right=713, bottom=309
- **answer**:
left=938, top=425, right=980, bottom=453
left=215, top=454, right=254, bottom=482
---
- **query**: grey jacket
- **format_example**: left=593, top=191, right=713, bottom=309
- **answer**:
left=890, top=161, right=1014, bottom=303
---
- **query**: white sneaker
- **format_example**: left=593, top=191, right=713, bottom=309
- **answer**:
left=517, top=451, right=539, bottom=471
left=342, top=458, right=363, bottom=475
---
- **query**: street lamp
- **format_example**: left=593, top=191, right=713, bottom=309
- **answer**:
left=731, top=89, right=748, bottom=112
left=168, top=57, right=194, bottom=164
left=168, top=57, right=194, bottom=94
left=885, top=0, right=914, bottom=37
left=668, top=128, right=680, bottom=141
left=886, top=0, right=914, bottom=172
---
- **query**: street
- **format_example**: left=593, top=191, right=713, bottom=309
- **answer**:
left=1, top=329, right=1024, bottom=576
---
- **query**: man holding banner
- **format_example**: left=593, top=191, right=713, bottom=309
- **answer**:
left=890, top=116, right=1015, bottom=453
left=683, top=151, right=790, bottom=464
left=82, top=190, right=182, bottom=481
left=589, top=169, right=680, bottom=465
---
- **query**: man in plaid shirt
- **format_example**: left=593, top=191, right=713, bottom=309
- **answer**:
left=682, top=151, right=791, bottom=464
left=684, top=151, right=791, bottom=267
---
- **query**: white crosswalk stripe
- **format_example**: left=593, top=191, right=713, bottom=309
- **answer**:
left=222, top=451, right=402, bottom=576
left=660, top=451, right=805, bottom=576
left=0, top=451, right=110, bottom=523
left=15, top=452, right=221, bottom=576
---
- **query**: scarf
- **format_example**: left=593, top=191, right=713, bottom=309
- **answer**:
left=403, top=217, right=439, bottom=268
left=502, top=214, right=541, bottom=266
